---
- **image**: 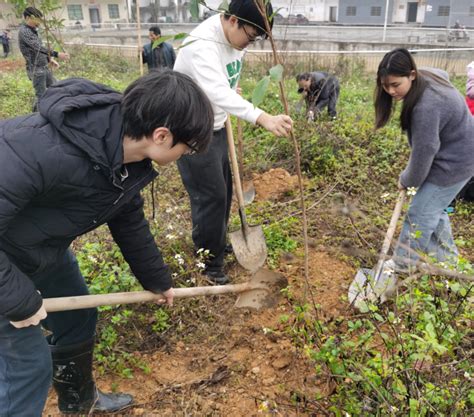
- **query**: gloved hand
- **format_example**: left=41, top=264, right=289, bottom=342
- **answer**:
left=10, top=300, right=47, bottom=328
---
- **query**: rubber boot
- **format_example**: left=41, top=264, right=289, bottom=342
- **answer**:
left=50, top=337, right=133, bottom=414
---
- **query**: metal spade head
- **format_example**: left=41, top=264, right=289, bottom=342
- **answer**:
left=235, top=268, right=288, bottom=310
left=242, top=181, right=256, bottom=205
left=348, top=267, right=398, bottom=311
left=229, top=224, right=267, bottom=273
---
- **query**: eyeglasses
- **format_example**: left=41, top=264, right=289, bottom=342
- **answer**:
left=186, top=140, right=200, bottom=155
left=242, top=25, right=264, bottom=43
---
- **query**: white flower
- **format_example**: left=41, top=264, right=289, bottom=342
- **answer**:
left=262, top=327, right=271, bottom=334
left=172, top=273, right=178, bottom=278
left=464, top=372, right=471, bottom=380
left=165, top=234, right=176, bottom=240
left=196, top=248, right=204, bottom=254
left=380, top=192, right=390, bottom=202
left=407, top=187, right=417, bottom=196
left=167, top=224, right=174, bottom=230
left=174, top=254, right=182, bottom=259
left=165, top=207, right=173, bottom=213
left=196, top=262, right=206, bottom=269
left=177, top=258, right=184, bottom=265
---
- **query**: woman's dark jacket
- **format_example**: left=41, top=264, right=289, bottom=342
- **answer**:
left=0, top=78, right=172, bottom=322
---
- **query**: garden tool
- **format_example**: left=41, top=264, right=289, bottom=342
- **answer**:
left=225, top=117, right=267, bottom=272
left=348, top=189, right=406, bottom=311
left=237, top=119, right=256, bottom=205
left=43, top=268, right=287, bottom=312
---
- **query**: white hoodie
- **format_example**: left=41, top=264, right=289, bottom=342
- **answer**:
left=174, top=14, right=263, bottom=130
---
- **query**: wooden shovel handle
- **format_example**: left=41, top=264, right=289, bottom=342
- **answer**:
left=225, top=117, right=249, bottom=230
left=373, top=189, right=406, bottom=278
left=43, top=282, right=267, bottom=312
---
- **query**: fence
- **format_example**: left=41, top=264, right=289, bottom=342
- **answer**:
left=65, top=42, right=474, bottom=76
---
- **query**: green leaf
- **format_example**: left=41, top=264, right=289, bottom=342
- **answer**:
left=218, top=0, right=229, bottom=12
left=252, top=75, right=270, bottom=107
left=269, top=64, right=283, bottom=82
left=189, top=0, right=200, bottom=19
left=153, top=33, right=189, bottom=49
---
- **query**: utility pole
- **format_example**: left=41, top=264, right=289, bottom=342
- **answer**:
left=382, top=0, right=389, bottom=42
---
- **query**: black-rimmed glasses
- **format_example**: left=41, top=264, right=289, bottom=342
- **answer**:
left=242, top=25, right=265, bottom=43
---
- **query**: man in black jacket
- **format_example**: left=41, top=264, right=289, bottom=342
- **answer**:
left=18, top=7, right=70, bottom=110
left=296, top=71, right=340, bottom=120
left=0, top=70, right=213, bottom=416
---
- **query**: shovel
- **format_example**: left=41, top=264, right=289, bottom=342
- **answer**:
left=225, top=118, right=267, bottom=272
left=43, top=269, right=287, bottom=312
left=348, top=190, right=406, bottom=310
left=236, top=119, right=256, bottom=205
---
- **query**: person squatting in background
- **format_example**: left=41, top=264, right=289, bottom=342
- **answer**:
left=296, top=71, right=340, bottom=121
left=374, top=48, right=474, bottom=285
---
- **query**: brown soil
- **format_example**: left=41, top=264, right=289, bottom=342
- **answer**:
left=0, top=59, right=24, bottom=73
left=42, top=250, right=354, bottom=416
left=252, top=168, right=300, bottom=202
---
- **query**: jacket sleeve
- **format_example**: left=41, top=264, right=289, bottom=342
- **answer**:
left=400, top=98, right=441, bottom=188
left=107, top=193, right=172, bottom=293
left=0, top=127, right=45, bottom=321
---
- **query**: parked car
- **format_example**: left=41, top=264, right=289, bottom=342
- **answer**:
left=288, top=14, right=309, bottom=25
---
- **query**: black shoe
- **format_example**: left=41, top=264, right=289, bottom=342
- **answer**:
left=224, top=244, right=233, bottom=255
left=205, top=269, right=230, bottom=285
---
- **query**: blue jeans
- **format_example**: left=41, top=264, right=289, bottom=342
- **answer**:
left=394, top=179, right=469, bottom=268
left=0, top=250, right=97, bottom=417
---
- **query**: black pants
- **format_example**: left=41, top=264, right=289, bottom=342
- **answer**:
left=2, top=43, right=9, bottom=58
left=177, top=128, right=233, bottom=271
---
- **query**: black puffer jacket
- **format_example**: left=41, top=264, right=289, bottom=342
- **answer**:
left=0, top=78, right=172, bottom=322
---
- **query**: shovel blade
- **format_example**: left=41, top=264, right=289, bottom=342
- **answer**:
left=229, top=225, right=267, bottom=272
left=242, top=181, right=256, bottom=205
left=235, top=268, right=288, bottom=310
left=348, top=267, right=398, bottom=311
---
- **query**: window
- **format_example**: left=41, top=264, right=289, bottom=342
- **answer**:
left=346, top=6, right=356, bottom=16
left=67, top=4, right=83, bottom=20
left=371, top=6, right=382, bottom=17
left=438, top=6, right=450, bottom=17
left=108, top=4, right=120, bottom=19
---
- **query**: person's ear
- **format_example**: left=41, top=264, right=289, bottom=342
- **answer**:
left=409, top=70, right=416, bottom=81
left=228, top=15, right=239, bottom=27
left=151, top=127, right=171, bottom=146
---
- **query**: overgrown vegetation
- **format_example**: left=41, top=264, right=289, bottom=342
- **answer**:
left=0, top=49, right=472, bottom=415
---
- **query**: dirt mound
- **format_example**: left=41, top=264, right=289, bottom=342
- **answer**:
left=253, top=168, right=299, bottom=201
left=43, top=249, right=355, bottom=416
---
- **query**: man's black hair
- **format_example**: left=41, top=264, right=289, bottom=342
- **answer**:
left=122, top=70, right=213, bottom=154
left=224, top=0, right=274, bottom=36
left=149, top=26, right=161, bottom=36
left=23, top=7, right=43, bottom=19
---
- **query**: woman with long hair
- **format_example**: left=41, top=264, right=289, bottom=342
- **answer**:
left=374, top=48, right=473, bottom=274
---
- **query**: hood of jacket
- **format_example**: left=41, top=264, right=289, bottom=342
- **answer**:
left=38, top=77, right=125, bottom=184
